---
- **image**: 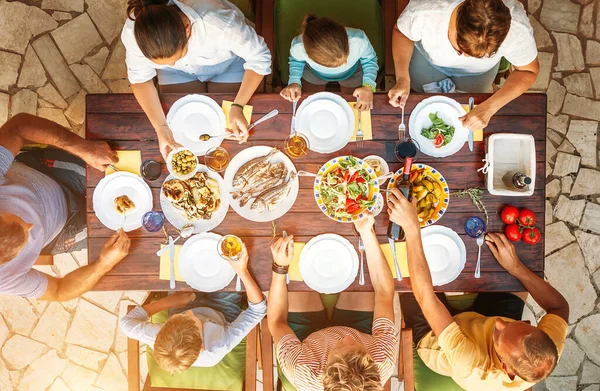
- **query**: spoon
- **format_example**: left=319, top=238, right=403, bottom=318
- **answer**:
left=156, top=224, right=195, bottom=256
left=474, top=235, right=484, bottom=278
left=198, top=109, right=279, bottom=141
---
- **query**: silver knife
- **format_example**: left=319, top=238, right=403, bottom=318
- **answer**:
left=291, top=100, right=298, bottom=135
left=388, top=237, right=402, bottom=281
left=283, top=230, right=290, bottom=284
left=467, top=97, right=474, bottom=152
left=169, top=236, right=176, bottom=290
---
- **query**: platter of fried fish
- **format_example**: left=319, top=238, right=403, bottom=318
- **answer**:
left=224, top=146, right=299, bottom=222
left=160, top=166, right=229, bottom=233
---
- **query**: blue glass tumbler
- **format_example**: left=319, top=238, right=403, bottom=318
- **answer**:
left=142, top=211, right=165, bottom=232
left=464, top=216, right=486, bottom=238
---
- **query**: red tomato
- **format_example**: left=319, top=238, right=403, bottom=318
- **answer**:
left=356, top=177, right=365, bottom=183
left=522, top=227, right=541, bottom=245
left=343, top=169, right=350, bottom=182
left=434, top=133, right=444, bottom=148
left=500, top=205, right=519, bottom=224
left=518, top=208, right=536, bottom=227
left=504, top=224, right=522, bottom=241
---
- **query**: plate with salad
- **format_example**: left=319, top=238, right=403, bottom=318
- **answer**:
left=313, top=156, right=380, bottom=222
left=409, top=96, right=469, bottom=158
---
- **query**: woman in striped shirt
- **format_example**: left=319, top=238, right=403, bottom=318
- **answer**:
left=267, top=214, right=397, bottom=391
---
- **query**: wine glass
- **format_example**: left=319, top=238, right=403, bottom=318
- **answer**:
left=284, top=132, right=310, bottom=158
left=204, top=146, right=230, bottom=172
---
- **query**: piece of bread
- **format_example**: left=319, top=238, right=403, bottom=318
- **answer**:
left=162, top=179, right=186, bottom=202
left=114, top=195, right=136, bottom=216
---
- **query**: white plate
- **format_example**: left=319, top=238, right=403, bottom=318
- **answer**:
left=409, top=96, right=469, bottom=158
left=296, top=92, right=354, bottom=153
left=160, top=165, right=229, bottom=234
left=299, top=234, right=359, bottom=293
left=93, top=172, right=153, bottom=232
left=223, top=146, right=299, bottom=222
left=166, top=95, right=226, bottom=155
left=420, top=225, right=466, bottom=286
left=178, top=232, right=236, bottom=292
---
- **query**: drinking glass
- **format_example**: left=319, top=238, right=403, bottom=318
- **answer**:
left=394, top=137, right=420, bottom=163
left=204, top=146, right=230, bottom=172
left=217, top=235, right=243, bottom=261
left=284, top=132, right=310, bottom=158
left=141, top=159, right=162, bottom=181
left=464, top=216, right=486, bottom=238
left=142, top=211, right=165, bottom=232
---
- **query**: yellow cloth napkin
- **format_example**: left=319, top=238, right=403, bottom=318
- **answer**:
left=222, top=100, right=253, bottom=125
left=380, top=242, right=410, bottom=278
left=288, top=242, right=306, bottom=281
left=348, top=102, right=373, bottom=141
left=460, top=104, right=483, bottom=141
left=159, top=245, right=184, bottom=281
left=104, top=150, right=142, bottom=176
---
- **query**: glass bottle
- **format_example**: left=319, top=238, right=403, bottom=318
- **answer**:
left=502, top=171, right=532, bottom=189
left=387, top=157, right=414, bottom=242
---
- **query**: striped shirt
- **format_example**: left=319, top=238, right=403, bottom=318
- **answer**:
left=276, top=318, right=397, bottom=390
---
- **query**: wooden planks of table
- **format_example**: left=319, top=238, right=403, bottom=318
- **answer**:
left=86, top=92, right=546, bottom=292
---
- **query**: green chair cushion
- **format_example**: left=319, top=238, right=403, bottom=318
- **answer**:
left=274, top=0, right=384, bottom=84
left=229, top=0, right=255, bottom=22
left=146, top=310, right=247, bottom=390
left=498, top=57, right=511, bottom=74
left=413, top=345, right=465, bottom=391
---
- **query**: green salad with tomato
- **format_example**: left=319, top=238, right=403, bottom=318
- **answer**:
left=319, top=156, right=376, bottom=219
left=421, top=112, right=455, bottom=148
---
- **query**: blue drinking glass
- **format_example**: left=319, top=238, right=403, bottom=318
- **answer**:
left=464, top=216, right=486, bottom=238
left=142, top=211, right=165, bottom=232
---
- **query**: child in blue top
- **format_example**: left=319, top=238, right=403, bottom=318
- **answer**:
left=280, top=15, right=379, bottom=111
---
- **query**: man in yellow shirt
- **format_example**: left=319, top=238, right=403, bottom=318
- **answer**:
left=387, top=189, right=569, bottom=391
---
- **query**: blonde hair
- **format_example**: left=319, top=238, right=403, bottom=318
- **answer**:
left=154, top=314, right=203, bottom=373
left=323, top=350, right=383, bottom=391
left=508, top=330, right=558, bottom=383
left=0, top=214, right=26, bottom=264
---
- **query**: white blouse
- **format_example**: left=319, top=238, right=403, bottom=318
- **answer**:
left=122, top=0, right=271, bottom=84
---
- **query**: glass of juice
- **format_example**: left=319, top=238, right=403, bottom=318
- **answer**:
left=204, top=146, right=230, bottom=172
left=284, top=132, right=310, bottom=158
left=217, top=234, right=243, bottom=261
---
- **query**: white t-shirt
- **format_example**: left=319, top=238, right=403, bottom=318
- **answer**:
left=122, top=0, right=271, bottom=84
left=397, top=0, right=537, bottom=76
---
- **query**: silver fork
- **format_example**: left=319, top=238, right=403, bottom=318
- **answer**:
left=398, top=105, right=406, bottom=140
left=356, top=109, right=364, bottom=147
left=358, top=237, right=365, bottom=285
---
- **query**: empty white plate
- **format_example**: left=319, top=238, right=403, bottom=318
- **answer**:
left=178, top=232, right=236, bottom=292
left=409, top=96, right=469, bottom=158
left=93, top=172, right=153, bottom=232
left=420, top=225, right=466, bottom=286
left=299, top=234, right=359, bottom=293
left=167, top=95, right=226, bottom=155
left=296, top=92, right=354, bottom=153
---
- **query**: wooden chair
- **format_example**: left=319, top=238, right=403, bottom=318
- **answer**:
left=126, top=293, right=260, bottom=391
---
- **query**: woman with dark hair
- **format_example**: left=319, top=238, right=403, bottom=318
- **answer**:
left=388, top=0, right=539, bottom=131
left=122, top=0, right=271, bottom=158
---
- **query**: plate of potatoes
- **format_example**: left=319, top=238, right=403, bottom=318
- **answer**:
left=167, top=148, right=199, bottom=180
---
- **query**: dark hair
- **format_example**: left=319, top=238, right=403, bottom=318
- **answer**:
left=301, top=15, right=349, bottom=68
left=456, top=0, right=511, bottom=58
left=127, top=0, right=188, bottom=60
left=0, top=214, right=26, bottom=264
left=508, top=330, right=559, bottom=383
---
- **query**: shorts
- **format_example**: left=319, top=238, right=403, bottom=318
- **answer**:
left=400, top=292, right=525, bottom=344
left=301, top=64, right=363, bottom=88
left=287, top=308, right=374, bottom=341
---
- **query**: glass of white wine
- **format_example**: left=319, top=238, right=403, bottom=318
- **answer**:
left=217, top=234, right=243, bottom=261
left=284, top=132, right=310, bottom=158
left=204, top=146, right=230, bottom=172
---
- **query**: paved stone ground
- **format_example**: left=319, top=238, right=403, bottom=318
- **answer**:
left=0, top=0, right=599, bottom=390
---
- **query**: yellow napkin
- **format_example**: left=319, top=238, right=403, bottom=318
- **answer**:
left=288, top=242, right=306, bottom=281
left=348, top=102, right=373, bottom=141
left=222, top=100, right=253, bottom=125
left=460, top=104, right=483, bottom=141
left=159, top=245, right=184, bottom=281
left=380, top=242, right=410, bottom=278
left=105, top=150, right=142, bottom=176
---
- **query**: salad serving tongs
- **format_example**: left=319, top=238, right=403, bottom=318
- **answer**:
left=298, top=170, right=393, bottom=183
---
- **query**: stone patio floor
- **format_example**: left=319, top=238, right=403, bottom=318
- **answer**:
left=1, top=0, right=600, bottom=390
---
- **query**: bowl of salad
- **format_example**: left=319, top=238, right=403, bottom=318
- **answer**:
left=313, top=156, right=380, bottom=222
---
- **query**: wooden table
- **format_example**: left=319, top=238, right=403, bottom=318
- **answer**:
left=86, top=92, right=546, bottom=292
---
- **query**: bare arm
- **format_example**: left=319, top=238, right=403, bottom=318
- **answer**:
left=387, top=190, right=454, bottom=336
left=0, top=113, right=117, bottom=171
left=388, top=26, right=415, bottom=108
left=267, top=236, right=295, bottom=345
left=486, top=232, right=569, bottom=322
left=226, top=244, right=264, bottom=305
left=228, top=70, right=264, bottom=142
left=39, top=230, right=130, bottom=302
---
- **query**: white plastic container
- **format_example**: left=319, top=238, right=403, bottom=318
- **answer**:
left=483, top=133, right=536, bottom=196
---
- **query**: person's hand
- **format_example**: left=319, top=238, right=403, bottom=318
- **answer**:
left=167, top=291, right=196, bottom=308
left=80, top=141, right=118, bottom=171
left=354, top=212, right=376, bottom=235
left=458, top=104, right=495, bottom=130
left=485, top=232, right=523, bottom=274
left=270, top=235, right=294, bottom=267
left=228, top=106, right=250, bottom=143
left=99, top=229, right=131, bottom=268
left=353, top=86, right=374, bottom=111
left=156, top=125, right=183, bottom=161
left=388, top=76, right=410, bottom=108
left=226, top=243, right=250, bottom=275
left=386, top=189, right=420, bottom=232
left=280, top=83, right=302, bottom=102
